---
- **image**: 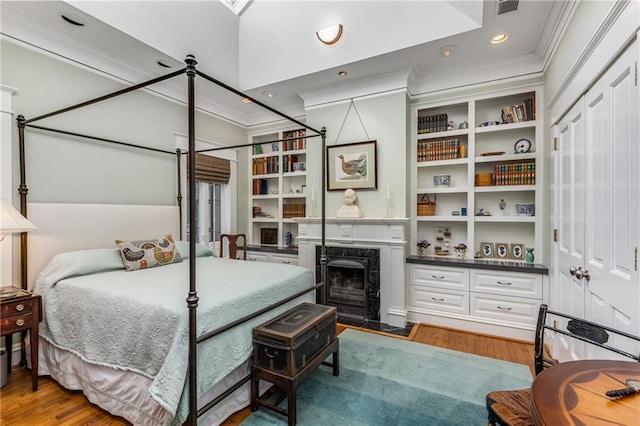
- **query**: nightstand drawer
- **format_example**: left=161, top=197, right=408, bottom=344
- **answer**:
left=0, top=311, right=33, bottom=333
left=1, top=298, right=34, bottom=317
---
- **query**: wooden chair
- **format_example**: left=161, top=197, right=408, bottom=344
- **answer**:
left=486, top=304, right=640, bottom=426
left=219, top=234, right=247, bottom=260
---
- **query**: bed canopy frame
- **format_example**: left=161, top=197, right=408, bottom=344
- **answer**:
left=15, top=54, right=328, bottom=425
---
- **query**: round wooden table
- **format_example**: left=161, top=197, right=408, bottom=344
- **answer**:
left=531, top=360, right=640, bottom=425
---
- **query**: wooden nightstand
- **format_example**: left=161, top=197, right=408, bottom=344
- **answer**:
left=1, top=293, right=41, bottom=391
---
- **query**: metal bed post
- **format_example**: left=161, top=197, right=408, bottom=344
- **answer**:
left=176, top=149, right=183, bottom=240
left=320, top=127, right=328, bottom=305
left=16, top=115, right=28, bottom=291
left=185, top=54, right=199, bottom=426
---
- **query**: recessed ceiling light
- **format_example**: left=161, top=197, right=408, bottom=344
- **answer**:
left=262, top=90, right=277, bottom=98
left=241, top=97, right=252, bottom=103
left=338, top=71, right=347, bottom=77
left=60, top=14, right=85, bottom=27
left=437, top=45, right=458, bottom=57
left=157, top=60, right=173, bottom=69
left=491, top=33, right=509, bottom=44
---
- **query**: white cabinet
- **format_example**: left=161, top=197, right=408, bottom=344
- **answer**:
left=247, top=250, right=298, bottom=265
left=249, top=128, right=307, bottom=248
left=407, top=260, right=547, bottom=340
left=410, top=84, right=543, bottom=264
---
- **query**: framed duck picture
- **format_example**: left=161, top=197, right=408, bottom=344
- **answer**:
left=327, top=141, right=377, bottom=190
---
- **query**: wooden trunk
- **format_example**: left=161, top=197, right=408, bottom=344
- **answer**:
left=253, top=303, right=337, bottom=377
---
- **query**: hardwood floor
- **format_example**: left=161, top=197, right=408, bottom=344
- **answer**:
left=0, top=324, right=534, bottom=425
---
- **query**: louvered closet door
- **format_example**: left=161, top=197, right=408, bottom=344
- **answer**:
left=554, top=40, right=639, bottom=362
left=556, top=98, right=587, bottom=346
left=582, top=40, right=639, bottom=340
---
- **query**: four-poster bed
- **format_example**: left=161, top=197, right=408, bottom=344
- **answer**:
left=15, top=55, right=329, bottom=425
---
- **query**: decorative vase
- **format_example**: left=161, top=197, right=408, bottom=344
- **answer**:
left=418, top=246, right=429, bottom=257
left=525, top=247, right=535, bottom=263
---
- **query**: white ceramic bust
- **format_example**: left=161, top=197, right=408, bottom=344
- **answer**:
left=336, top=188, right=363, bottom=218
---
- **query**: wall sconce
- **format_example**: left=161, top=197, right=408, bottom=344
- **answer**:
left=316, top=24, right=343, bottom=45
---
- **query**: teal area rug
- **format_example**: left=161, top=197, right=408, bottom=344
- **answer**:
left=242, top=328, right=532, bottom=426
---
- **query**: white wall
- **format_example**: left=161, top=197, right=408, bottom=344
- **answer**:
left=1, top=40, right=247, bottom=205
left=305, top=90, right=409, bottom=219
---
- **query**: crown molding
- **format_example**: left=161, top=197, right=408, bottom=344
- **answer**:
left=299, top=69, right=411, bottom=109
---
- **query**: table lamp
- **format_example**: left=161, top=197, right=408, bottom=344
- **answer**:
left=0, top=199, right=37, bottom=240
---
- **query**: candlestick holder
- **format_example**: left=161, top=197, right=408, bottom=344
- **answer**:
left=384, top=199, right=392, bottom=218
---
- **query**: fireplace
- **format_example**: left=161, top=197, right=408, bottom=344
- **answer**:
left=316, top=246, right=380, bottom=323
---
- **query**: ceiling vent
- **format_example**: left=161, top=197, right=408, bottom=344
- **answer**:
left=497, top=0, right=519, bottom=15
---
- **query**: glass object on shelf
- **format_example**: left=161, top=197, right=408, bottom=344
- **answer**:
left=417, top=240, right=430, bottom=257
left=525, top=248, right=535, bottom=263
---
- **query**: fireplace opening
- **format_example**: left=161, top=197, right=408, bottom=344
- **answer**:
left=316, top=246, right=380, bottom=324
left=328, top=259, right=367, bottom=321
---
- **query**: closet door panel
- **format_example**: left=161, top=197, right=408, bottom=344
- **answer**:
left=583, top=40, right=638, bottom=333
left=556, top=99, right=586, bottom=320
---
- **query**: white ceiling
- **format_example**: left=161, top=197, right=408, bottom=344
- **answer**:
left=1, top=0, right=574, bottom=127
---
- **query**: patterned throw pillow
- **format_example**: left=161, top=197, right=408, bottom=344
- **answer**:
left=115, top=234, right=183, bottom=271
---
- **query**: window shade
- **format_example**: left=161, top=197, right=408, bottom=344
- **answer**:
left=188, top=153, right=230, bottom=184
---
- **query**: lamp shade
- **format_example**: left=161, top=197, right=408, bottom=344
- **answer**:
left=0, top=199, right=37, bottom=234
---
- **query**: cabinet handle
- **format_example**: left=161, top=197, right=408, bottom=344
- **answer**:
left=249, top=257, right=257, bottom=261
left=282, top=261, right=290, bottom=264
left=496, top=281, right=512, bottom=286
left=16, top=319, right=25, bottom=326
left=431, top=297, right=445, bottom=302
left=15, top=304, right=25, bottom=312
left=497, top=306, right=512, bottom=311
left=432, top=275, right=445, bottom=279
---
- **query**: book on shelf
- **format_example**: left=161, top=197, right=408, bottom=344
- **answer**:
left=282, top=129, right=306, bottom=151
left=501, top=97, right=535, bottom=123
left=494, top=160, right=536, bottom=186
left=0, top=286, right=32, bottom=300
left=417, top=138, right=460, bottom=162
left=418, top=113, right=448, bottom=134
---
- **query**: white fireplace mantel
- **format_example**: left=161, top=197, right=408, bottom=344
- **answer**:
left=294, top=217, right=409, bottom=327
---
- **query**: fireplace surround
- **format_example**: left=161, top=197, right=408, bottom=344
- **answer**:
left=316, top=246, right=380, bottom=323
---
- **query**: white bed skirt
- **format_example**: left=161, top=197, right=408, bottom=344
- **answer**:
left=38, top=337, right=251, bottom=425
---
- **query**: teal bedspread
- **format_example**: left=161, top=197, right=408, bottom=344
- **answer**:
left=34, top=247, right=314, bottom=424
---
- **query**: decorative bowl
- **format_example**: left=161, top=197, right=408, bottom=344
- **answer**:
left=434, top=174, right=451, bottom=188
left=516, top=203, right=535, bottom=216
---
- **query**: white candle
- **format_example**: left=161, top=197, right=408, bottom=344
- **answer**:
left=386, top=185, right=391, bottom=200
left=311, top=188, right=316, bottom=202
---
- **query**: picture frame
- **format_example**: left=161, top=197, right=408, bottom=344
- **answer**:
left=293, top=161, right=305, bottom=171
left=495, top=243, right=509, bottom=259
left=510, top=243, right=525, bottom=260
left=480, top=242, right=494, bottom=258
left=327, top=140, right=377, bottom=191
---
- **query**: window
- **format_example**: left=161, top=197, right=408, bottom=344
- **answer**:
left=185, top=152, right=233, bottom=246
left=189, top=182, right=225, bottom=245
